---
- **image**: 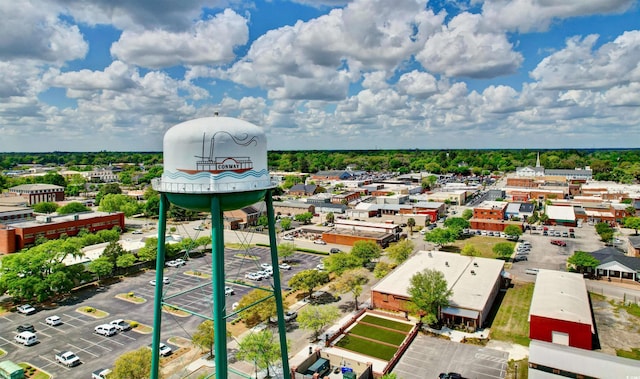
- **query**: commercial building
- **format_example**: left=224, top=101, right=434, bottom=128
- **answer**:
left=371, top=250, right=504, bottom=329
left=544, top=205, right=577, bottom=227
left=8, top=184, right=65, bottom=205
left=528, top=270, right=594, bottom=350
left=0, top=211, right=125, bottom=254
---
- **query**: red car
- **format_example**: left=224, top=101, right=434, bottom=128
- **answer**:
left=550, top=240, right=567, bottom=247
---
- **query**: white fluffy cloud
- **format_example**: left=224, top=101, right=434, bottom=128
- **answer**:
left=530, top=31, right=640, bottom=90
left=0, top=0, right=87, bottom=64
left=111, top=9, right=249, bottom=68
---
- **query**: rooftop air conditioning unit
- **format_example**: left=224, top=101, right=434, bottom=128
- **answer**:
left=471, top=270, right=476, bottom=275
left=445, top=261, right=449, bottom=267
left=473, top=262, right=478, bottom=267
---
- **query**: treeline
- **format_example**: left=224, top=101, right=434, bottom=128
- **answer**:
left=1, top=149, right=639, bottom=183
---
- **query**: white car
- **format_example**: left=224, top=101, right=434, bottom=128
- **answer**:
left=17, top=304, right=36, bottom=315
left=166, top=259, right=186, bottom=267
left=225, top=286, right=234, bottom=296
left=315, top=263, right=325, bottom=271
left=132, top=230, right=143, bottom=235
left=45, top=315, right=62, bottom=326
left=159, top=343, right=172, bottom=356
left=149, top=278, right=171, bottom=286
left=232, top=302, right=239, bottom=311
left=256, top=270, right=271, bottom=279
left=278, top=263, right=291, bottom=270
left=313, top=239, right=326, bottom=245
left=110, top=319, right=132, bottom=331
left=260, top=263, right=272, bottom=270
left=244, top=273, right=262, bottom=281
left=282, top=235, right=294, bottom=241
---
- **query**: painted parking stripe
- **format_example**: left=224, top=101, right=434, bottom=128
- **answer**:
left=118, top=332, right=136, bottom=341
left=470, top=369, right=504, bottom=379
left=40, top=355, right=71, bottom=371
left=68, top=342, right=101, bottom=357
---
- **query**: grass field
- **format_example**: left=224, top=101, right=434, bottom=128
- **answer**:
left=442, top=236, right=506, bottom=259
left=359, top=315, right=413, bottom=332
left=335, top=335, right=398, bottom=361
left=489, top=282, right=534, bottom=346
left=348, top=324, right=407, bottom=346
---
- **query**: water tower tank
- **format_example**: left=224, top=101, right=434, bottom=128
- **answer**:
left=153, top=116, right=274, bottom=211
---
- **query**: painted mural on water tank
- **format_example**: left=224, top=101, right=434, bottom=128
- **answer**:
left=158, top=117, right=271, bottom=193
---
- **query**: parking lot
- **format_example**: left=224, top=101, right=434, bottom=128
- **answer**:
left=393, top=334, right=508, bottom=379
left=0, top=245, right=324, bottom=377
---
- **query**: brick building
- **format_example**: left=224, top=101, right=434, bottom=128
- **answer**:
left=0, top=211, right=125, bottom=254
left=8, top=184, right=65, bottom=205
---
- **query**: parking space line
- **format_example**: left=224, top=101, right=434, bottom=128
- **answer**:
left=36, top=330, right=52, bottom=338
left=62, top=313, right=90, bottom=325
left=118, top=333, right=136, bottom=341
left=69, top=342, right=102, bottom=357
left=470, top=369, right=504, bottom=379
left=40, top=355, right=70, bottom=371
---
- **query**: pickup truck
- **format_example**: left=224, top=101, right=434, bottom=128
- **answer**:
left=55, top=351, right=80, bottom=367
left=92, top=368, right=112, bottom=379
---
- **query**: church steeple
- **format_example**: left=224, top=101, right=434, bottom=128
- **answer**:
left=536, top=152, right=541, bottom=168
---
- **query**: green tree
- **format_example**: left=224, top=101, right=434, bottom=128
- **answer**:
left=323, top=252, right=362, bottom=275
left=461, top=244, right=479, bottom=256
left=623, top=217, right=640, bottom=235
left=280, top=218, right=292, bottom=230
left=116, top=253, right=137, bottom=274
left=297, top=304, right=340, bottom=341
left=386, top=239, right=414, bottom=264
left=57, top=202, right=90, bottom=215
left=443, top=217, right=470, bottom=232
left=492, top=242, right=514, bottom=258
left=567, top=251, right=600, bottom=274
left=373, top=261, right=395, bottom=278
left=192, top=320, right=223, bottom=358
left=111, top=347, right=152, bottom=379
left=95, top=183, right=122, bottom=205
left=102, top=240, right=126, bottom=272
left=288, top=270, right=330, bottom=300
left=236, top=289, right=279, bottom=327
left=330, top=268, right=369, bottom=310
left=257, top=215, right=268, bottom=228
left=503, top=225, right=523, bottom=239
left=350, top=240, right=382, bottom=264
left=408, top=268, right=452, bottom=325
left=42, top=172, right=67, bottom=187
left=406, top=217, right=416, bottom=234
left=99, top=193, right=141, bottom=217
left=88, top=257, right=114, bottom=282
left=625, top=205, right=636, bottom=216
left=32, top=201, right=59, bottom=213
left=236, top=330, right=287, bottom=379
left=294, top=212, right=314, bottom=224
left=326, top=212, right=335, bottom=224
left=144, top=195, right=160, bottom=217
left=424, top=228, right=457, bottom=247
left=277, top=242, right=296, bottom=262
left=461, top=209, right=473, bottom=220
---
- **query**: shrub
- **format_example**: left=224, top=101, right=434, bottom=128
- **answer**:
left=128, top=291, right=135, bottom=297
left=130, top=321, right=139, bottom=328
left=84, top=306, right=95, bottom=313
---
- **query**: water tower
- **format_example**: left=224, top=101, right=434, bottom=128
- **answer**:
left=150, top=116, right=290, bottom=379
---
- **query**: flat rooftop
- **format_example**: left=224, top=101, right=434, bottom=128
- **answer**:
left=529, top=270, right=594, bottom=331
left=372, top=250, right=504, bottom=312
left=475, top=201, right=508, bottom=210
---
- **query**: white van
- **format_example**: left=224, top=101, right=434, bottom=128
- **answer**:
left=94, top=324, right=118, bottom=337
left=15, top=331, right=38, bottom=346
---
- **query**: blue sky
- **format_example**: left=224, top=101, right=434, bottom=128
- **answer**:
left=1, top=0, right=639, bottom=152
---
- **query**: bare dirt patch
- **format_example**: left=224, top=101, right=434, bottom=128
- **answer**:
left=592, top=295, right=640, bottom=356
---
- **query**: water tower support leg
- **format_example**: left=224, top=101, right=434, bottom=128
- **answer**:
left=211, top=196, right=229, bottom=379
left=266, top=191, right=291, bottom=379
left=150, top=193, right=169, bottom=379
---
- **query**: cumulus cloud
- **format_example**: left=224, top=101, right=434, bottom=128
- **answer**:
left=111, top=9, right=249, bottom=68
left=396, top=70, right=438, bottom=98
left=481, top=0, right=635, bottom=33
left=45, top=61, right=137, bottom=96
left=530, top=31, right=640, bottom=90
left=0, top=0, right=87, bottom=64
left=216, top=0, right=443, bottom=100
left=416, top=12, right=523, bottom=78
left=55, top=0, right=227, bottom=32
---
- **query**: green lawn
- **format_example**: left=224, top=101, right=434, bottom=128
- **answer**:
left=489, top=282, right=533, bottom=346
left=359, top=315, right=413, bottom=332
left=443, top=236, right=506, bottom=259
left=348, top=324, right=406, bottom=346
left=335, top=335, right=398, bottom=361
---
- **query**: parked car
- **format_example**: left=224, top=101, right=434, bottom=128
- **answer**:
left=439, top=373, right=462, bottom=379
left=550, top=240, right=567, bottom=247
left=278, top=263, right=291, bottom=270
left=55, top=351, right=80, bottom=367
left=282, top=235, right=294, bottom=241
left=269, top=311, right=298, bottom=324
left=256, top=270, right=271, bottom=279
left=94, top=324, right=118, bottom=337
left=329, top=248, right=341, bottom=254
left=45, top=315, right=62, bottom=326
left=166, top=259, right=186, bottom=267
left=260, top=263, right=272, bottom=270
left=110, top=319, right=132, bottom=331
left=514, top=255, right=528, bottom=262
left=17, top=304, right=36, bottom=315
left=313, top=239, right=326, bottom=245
left=15, top=331, right=38, bottom=346
left=315, top=263, right=325, bottom=271
left=17, top=324, right=35, bottom=333
left=132, top=230, right=143, bottom=234
left=244, top=272, right=262, bottom=281
left=149, top=277, right=171, bottom=286
left=309, top=291, right=339, bottom=305
left=159, top=343, right=173, bottom=356
left=92, top=369, right=112, bottom=379
left=225, top=286, right=234, bottom=296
